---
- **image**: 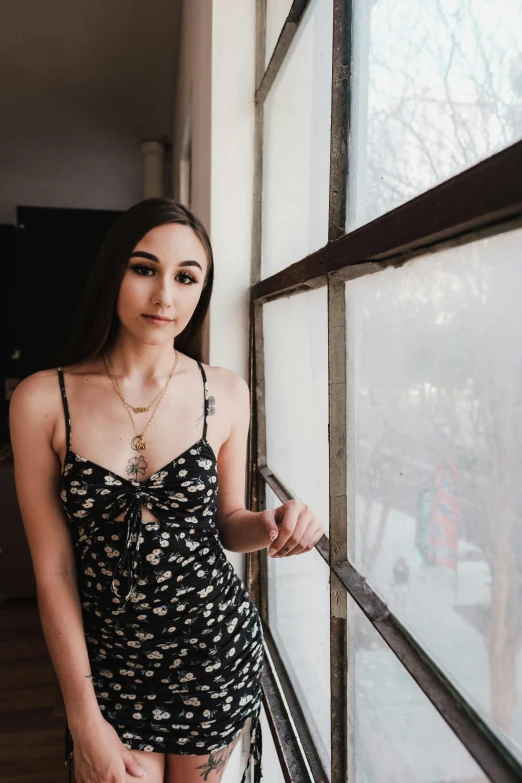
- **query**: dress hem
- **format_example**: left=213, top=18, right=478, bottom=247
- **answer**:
left=65, top=701, right=263, bottom=782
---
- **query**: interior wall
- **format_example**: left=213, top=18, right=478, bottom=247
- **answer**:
left=172, top=0, right=213, bottom=231
left=209, top=0, right=256, bottom=380
left=173, top=0, right=256, bottom=579
left=0, top=140, right=143, bottom=225
left=173, top=0, right=256, bottom=378
left=0, top=0, right=181, bottom=224
left=173, top=3, right=265, bottom=781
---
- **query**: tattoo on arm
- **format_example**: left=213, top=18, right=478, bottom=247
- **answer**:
left=197, top=394, right=215, bottom=425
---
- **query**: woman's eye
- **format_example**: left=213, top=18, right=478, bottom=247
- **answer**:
left=131, top=264, right=154, bottom=276
left=130, top=265, right=197, bottom=285
left=177, top=272, right=198, bottom=285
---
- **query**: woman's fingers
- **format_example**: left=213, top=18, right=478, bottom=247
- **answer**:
left=268, top=500, right=312, bottom=557
left=279, top=523, right=324, bottom=557
left=266, top=499, right=326, bottom=558
left=123, top=748, right=147, bottom=778
left=267, top=499, right=302, bottom=555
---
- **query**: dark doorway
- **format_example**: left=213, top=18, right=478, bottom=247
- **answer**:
left=14, top=205, right=123, bottom=379
left=1, top=206, right=122, bottom=601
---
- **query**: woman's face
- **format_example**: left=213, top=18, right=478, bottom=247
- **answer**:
left=116, top=222, right=209, bottom=345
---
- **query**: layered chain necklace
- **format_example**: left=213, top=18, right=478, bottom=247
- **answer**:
left=102, top=350, right=179, bottom=452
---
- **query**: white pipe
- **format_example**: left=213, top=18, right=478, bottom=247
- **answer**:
left=140, top=139, right=165, bottom=198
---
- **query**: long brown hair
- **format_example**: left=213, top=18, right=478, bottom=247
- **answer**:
left=57, top=198, right=214, bottom=368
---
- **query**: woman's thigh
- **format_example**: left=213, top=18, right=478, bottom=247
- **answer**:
left=164, top=722, right=247, bottom=783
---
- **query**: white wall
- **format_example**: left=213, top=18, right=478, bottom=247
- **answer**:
left=172, top=0, right=254, bottom=585
left=173, top=0, right=255, bottom=375
left=173, top=3, right=285, bottom=781
left=0, top=135, right=143, bottom=225
left=172, top=0, right=213, bottom=232
left=208, top=1, right=256, bottom=380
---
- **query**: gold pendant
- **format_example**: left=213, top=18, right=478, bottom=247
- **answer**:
left=131, top=435, right=147, bottom=451
left=133, top=406, right=150, bottom=413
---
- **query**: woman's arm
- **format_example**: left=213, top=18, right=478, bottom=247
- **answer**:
left=9, top=372, right=102, bottom=731
left=9, top=372, right=146, bottom=780
left=213, top=371, right=266, bottom=553
left=214, top=368, right=325, bottom=558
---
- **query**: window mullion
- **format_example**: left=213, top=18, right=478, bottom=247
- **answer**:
left=328, top=273, right=349, bottom=783
left=329, top=1, right=352, bottom=780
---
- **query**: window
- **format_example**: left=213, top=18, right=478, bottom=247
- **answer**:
left=247, top=1, right=522, bottom=782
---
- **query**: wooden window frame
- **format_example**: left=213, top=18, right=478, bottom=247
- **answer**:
left=246, top=1, right=522, bottom=781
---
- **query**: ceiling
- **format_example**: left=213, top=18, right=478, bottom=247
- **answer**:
left=0, top=0, right=182, bottom=221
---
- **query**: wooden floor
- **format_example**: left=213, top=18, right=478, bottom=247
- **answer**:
left=0, top=599, right=66, bottom=782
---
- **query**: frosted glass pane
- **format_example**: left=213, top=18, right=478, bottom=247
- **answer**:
left=346, top=226, right=522, bottom=761
left=264, top=287, right=329, bottom=535
left=265, top=0, right=295, bottom=68
left=267, top=485, right=331, bottom=777
left=349, top=598, right=487, bottom=782
left=262, top=0, right=333, bottom=277
left=348, top=0, right=522, bottom=231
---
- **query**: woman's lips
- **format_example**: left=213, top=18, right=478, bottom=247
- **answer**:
left=141, top=315, right=172, bottom=325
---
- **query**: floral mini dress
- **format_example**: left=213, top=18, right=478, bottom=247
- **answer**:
left=57, top=361, right=264, bottom=782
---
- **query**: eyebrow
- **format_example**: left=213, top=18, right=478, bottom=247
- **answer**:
left=129, top=251, right=204, bottom=272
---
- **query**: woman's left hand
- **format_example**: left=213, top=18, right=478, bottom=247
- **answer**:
left=261, top=499, right=325, bottom=557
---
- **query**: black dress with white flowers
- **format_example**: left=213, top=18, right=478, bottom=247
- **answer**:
left=57, top=361, right=264, bottom=782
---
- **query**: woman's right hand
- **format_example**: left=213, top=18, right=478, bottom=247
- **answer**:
left=71, top=715, right=147, bottom=782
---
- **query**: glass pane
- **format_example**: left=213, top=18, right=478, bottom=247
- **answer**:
left=262, top=0, right=333, bottom=277
left=347, top=0, right=522, bottom=231
left=346, top=225, right=522, bottom=760
left=264, top=287, right=329, bottom=535
left=265, top=0, right=295, bottom=68
left=348, top=597, right=487, bottom=782
left=267, top=485, right=331, bottom=776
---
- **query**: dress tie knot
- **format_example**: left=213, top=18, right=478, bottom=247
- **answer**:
left=110, top=491, right=146, bottom=606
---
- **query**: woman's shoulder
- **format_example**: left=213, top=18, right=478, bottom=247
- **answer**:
left=10, top=367, right=60, bottom=403
left=197, top=363, right=250, bottom=442
left=200, top=361, right=249, bottom=397
left=200, top=364, right=250, bottom=437
left=8, top=367, right=65, bottom=441
left=10, top=359, right=95, bottom=410
left=10, top=360, right=92, bottom=398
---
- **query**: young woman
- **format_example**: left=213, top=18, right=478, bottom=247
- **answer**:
left=9, top=198, right=325, bottom=783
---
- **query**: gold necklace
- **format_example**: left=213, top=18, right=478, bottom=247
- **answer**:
left=102, top=351, right=179, bottom=452
left=104, top=352, right=168, bottom=413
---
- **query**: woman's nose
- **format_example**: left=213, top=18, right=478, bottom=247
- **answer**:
left=151, top=281, right=173, bottom=307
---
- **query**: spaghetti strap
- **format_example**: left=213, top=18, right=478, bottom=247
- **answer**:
left=196, top=360, right=209, bottom=441
left=56, top=366, right=72, bottom=452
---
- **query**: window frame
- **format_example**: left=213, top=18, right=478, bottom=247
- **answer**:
left=246, top=2, right=522, bottom=781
